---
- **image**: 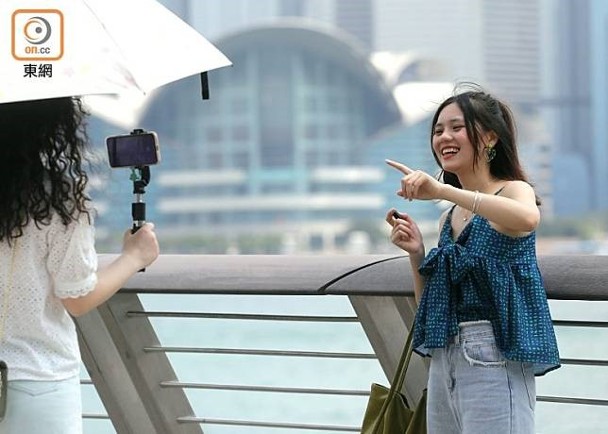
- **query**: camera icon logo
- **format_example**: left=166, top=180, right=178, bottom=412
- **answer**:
left=12, top=9, right=64, bottom=61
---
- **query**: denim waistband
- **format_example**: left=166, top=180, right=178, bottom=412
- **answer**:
left=449, top=320, right=493, bottom=345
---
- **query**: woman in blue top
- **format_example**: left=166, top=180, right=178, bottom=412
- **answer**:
left=385, top=86, right=560, bottom=434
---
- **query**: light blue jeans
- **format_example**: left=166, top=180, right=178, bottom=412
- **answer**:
left=0, top=375, right=82, bottom=434
left=427, top=321, right=536, bottom=434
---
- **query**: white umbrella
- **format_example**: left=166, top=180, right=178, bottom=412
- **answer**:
left=0, top=0, right=232, bottom=103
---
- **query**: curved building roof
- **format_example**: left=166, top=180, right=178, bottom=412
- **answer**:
left=138, top=20, right=403, bottom=171
left=140, top=20, right=402, bottom=130
left=215, top=20, right=401, bottom=121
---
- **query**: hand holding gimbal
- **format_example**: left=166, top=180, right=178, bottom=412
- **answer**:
left=105, top=128, right=161, bottom=271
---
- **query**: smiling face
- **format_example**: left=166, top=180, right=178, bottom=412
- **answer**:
left=431, top=102, right=478, bottom=175
left=429, top=89, right=529, bottom=190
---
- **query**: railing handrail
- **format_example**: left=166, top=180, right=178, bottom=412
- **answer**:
left=100, top=254, right=608, bottom=301
left=79, top=254, right=608, bottom=433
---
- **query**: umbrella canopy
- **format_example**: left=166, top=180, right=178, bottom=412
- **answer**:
left=0, top=0, right=232, bottom=103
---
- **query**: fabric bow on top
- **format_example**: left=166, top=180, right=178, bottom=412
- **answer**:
left=419, top=243, right=475, bottom=285
left=413, top=242, right=476, bottom=349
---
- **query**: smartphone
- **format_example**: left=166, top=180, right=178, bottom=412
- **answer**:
left=106, top=131, right=161, bottom=168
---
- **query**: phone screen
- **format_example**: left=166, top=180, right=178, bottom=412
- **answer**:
left=106, top=133, right=160, bottom=168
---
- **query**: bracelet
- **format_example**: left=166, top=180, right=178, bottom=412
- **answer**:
left=472, top=190, right=482, bottom=214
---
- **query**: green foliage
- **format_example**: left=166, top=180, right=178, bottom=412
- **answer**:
left=538, top=213, right=608, bottom=240
left=347, top=219, right=387, bottom=246
left=156, top=233, right=282, bottom=254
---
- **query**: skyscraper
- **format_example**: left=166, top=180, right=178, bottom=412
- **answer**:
left=335, top=0, right=374, bottom=50
left=375, top=0, right=542, bottom=106
left=539, top=0, right=608, bottom=214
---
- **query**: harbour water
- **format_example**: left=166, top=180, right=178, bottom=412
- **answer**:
left=81, top=295, right=608, bottom=434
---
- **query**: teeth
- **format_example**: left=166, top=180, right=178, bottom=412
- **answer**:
left=442, top=147, right=459, bottom=155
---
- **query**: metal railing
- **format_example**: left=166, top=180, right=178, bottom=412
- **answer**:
left=75, top=254, right=608, bottom=434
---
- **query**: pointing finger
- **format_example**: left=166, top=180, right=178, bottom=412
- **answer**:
left=385, top=159, right=413, bottom=175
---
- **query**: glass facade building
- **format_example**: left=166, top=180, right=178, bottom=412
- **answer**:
left=114, top=23, right=407, bottom=252
left=87, top=22, right=481, bottom=252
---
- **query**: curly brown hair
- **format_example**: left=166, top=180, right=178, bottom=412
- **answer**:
left=0, top=97, right=91, bottom=241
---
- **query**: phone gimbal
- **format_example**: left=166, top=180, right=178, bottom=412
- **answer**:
left=128, top=129, right=151, bottom=272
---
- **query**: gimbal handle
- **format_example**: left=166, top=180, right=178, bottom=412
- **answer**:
left=130, top=165, right=150, bottom=272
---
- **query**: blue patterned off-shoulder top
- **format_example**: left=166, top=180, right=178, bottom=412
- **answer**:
left=412, top=206, right=561, bottom=376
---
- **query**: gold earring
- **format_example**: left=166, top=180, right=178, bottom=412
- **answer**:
left=484, top=143, right=496, bottom=162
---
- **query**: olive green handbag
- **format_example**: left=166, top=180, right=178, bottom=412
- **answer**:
left=360, top=329, right=427, bottom=434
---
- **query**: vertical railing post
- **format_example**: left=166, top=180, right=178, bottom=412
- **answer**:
left=349, top=295, right=428, bottom=403
left=76, top=293, right=203, bottom=434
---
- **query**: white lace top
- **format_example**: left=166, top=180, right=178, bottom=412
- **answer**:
left=0, top=212, right=98, bottom=381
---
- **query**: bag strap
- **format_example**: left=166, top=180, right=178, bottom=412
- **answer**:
left=370, top=327, right=416, bottom=433
left=387, top=326, right=415, bottom=399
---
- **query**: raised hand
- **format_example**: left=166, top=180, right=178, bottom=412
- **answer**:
left=385, top=159, right=444, bottom=201
left=385, top=209, right=424, bottom=257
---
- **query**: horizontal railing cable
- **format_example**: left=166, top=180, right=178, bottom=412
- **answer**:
left=559, top=357, right=608, bottom=367
left=537, top=396, right=608, bottom=406
left=176, top=416, right=360, bottom=432
left=160, top=380, right=370, bottom=396
left=82, top=413, right=110, bottom=420
left=143, top=346, right=376, bottom=359
left=127, top=311, right=359, bottom=322
left=553, top=320, right=608, bottom=328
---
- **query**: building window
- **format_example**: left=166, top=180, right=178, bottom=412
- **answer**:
left=328, top=151, right=342, bottom=166
left=261, top=183, right=294, bottom=194
left=232, top=125, right=250, bottom=141
left=327, top=124, right=339, bottom=139
left=208, top=152, right=223, bottom=168
left=302, top=59, right=318, bottom=84
left=233, top=151, right=250, bottom=169
left=304, top=124, right=319, bottom=139
left=231, top=98, right=249, bottom=115
left=306, top=150, right=319, bottom=167
left=207, top=127, right=223, bottom=143
left=328, top=95, right=340, bottom=111
left=306, top=96, right=318, bottom=111
left=258, top=50, right=294, bottom=168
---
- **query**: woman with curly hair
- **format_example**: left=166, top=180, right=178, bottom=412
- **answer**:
left=0, top=97, right=159, bottom=433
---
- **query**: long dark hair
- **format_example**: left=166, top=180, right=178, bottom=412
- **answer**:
left=431, top=85, right=534, bottom=190
left=0, top=97, right=91, bottom=241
